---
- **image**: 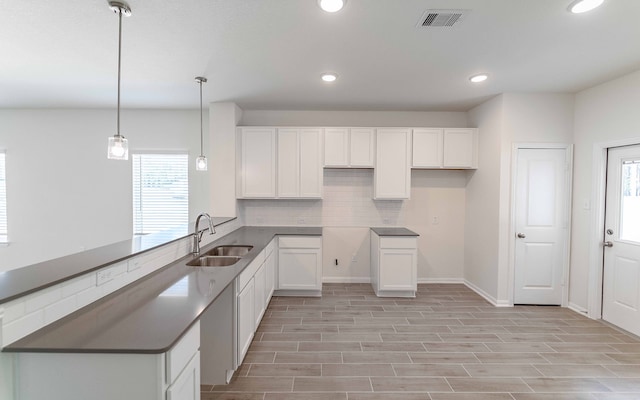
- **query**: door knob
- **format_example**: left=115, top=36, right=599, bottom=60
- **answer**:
left=517, top=233, right=526, bottom=239
left=603, top=241, right=613, bottom=248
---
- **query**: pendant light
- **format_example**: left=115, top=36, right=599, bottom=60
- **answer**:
left=195, top=76, right=208, bottom=171
left=107, top=1, right=132, bottom=160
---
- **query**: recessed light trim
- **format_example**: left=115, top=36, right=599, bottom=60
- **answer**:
left=568, top=0, right=604, bottom=14
left=318, top=0, right=345, bottom=13
left=321, top=72, right=338, bottom=83
left=469, top=73, right=488, bottom=83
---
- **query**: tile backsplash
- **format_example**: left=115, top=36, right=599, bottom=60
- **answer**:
left=240, top=169, right=406, bottom=227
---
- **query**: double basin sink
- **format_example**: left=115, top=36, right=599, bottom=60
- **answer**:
left=186, top=245, right=253, bottom=267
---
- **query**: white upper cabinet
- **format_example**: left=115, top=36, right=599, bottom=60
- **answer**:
left=412, top=128, right=478, bottom=169
left=412, top=128, right=443, bottom=168
left=443, top=128, right=478, bottom=169
left=374, top=129, right=411, bottom=199
left=324, top=128, right=375, bottom=168
left=277, top=128, right=323, bottom=198
left=324, top=128, right=349, bottom=167
left=237, top=128, right=276, bottom=198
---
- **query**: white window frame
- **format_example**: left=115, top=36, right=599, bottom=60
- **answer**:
left=132, top=152, right=189, bottom=236
left=0, top=150, right=7, bottom=243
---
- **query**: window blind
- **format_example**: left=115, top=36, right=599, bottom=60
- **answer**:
left=0, top=151, right=7, bottom=241
left=132, top=153, right=189, bottom=235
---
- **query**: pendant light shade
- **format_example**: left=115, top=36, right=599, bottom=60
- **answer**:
left=107, top=1, right=132, bottom=160
left=195, top=76, right=208, bottom=171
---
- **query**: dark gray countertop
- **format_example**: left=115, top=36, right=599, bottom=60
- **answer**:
left=0, top=217, right=237, bottom=305
left=371, top=227, right=419, bottom=236
left=3, top=226, right=321, bottom=354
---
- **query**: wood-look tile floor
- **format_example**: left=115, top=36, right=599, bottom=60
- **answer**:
left=202, top=283, right=640, bottom=400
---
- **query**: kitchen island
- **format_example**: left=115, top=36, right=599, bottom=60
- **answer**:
left=2, top=226, right=322, bottom=400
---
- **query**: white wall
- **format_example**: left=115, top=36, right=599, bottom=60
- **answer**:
left=209, top=102, right=242, bottom=218
left=465, top=95, right=504, bottom=302
left=465, top=93, right=575, bottom=304
left=0, top=109, right=210, bottom=272
left=571, top=70, right=640, bottom=311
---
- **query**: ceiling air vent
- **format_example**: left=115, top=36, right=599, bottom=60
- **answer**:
left=418, top=9, right=469, bottom=28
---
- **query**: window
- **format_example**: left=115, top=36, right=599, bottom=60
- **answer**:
left=133, top=153, right=189, bottom=235
left=0, top=151, right=6, bottom=242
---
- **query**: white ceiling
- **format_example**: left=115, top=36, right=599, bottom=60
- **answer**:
left=2, top=0, right=640, bottom=111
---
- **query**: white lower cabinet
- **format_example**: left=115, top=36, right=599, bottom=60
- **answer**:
left=167, top=352, right=200, bottom=400
left=15, top=321, right=202, bottom=400
left=276, top=236, right=322, bottom=297
left=234, top=240, right=277, bottom=368
left=265, top=240, right=276, bottom=300
left=236, top=276, right=255, bottom=365
left=370, top=233, right=417, bottom=297
left=254, top=263, right=266, bottom=326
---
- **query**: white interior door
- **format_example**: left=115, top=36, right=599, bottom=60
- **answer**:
left=603, top=145, right=640, bottom=336
left=514, top=148, right=569, bottom=305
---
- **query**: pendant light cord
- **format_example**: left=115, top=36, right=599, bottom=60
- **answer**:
left=199, top=80, right=204, bottom=156
left=117, top=10, right=123, bottom=137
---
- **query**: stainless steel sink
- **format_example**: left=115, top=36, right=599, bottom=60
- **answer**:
left=186, top=256, right=242, bottom=267
left=204, top=245, right=253, bottom=257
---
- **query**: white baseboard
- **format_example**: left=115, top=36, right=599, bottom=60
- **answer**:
left=463, top=280, right=512, bottom=307
left=322, top=277, right=371, bottom=284
left=417, top=278, right=464, bottom=284
left=568, top=302, right=590, bottom=317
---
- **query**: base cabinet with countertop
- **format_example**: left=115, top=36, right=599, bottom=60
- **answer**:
left=2, top=226, right=323, bottom=399
left=370, top=228, right=419, bottom=298
left=234, top=237, right=278, bottom=366
left=14, top=321, right=201, bottom=400
left=275, top=236, right=323, bottom=297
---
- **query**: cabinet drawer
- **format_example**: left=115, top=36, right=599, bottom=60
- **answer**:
left=166, top=320, right=200, bottom=384
left=279, top=236, right=321, bottom=249
left=379, top=237, right=417, bottom=249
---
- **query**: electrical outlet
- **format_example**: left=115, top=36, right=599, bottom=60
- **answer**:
left=297, top=218, right=306, bottom=225
left=96, top=269, right=114, bottom=286
left=432, top=216, right=439, bottom=225
left=351, top=254, right=357, bottom=263
left=128, top=258, right=141, bottom=272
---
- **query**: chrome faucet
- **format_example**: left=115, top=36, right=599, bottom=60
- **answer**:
left=193, top=212, right=216, bottom=255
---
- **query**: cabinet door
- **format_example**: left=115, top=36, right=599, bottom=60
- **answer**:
left=299, top=129, right=323, bottom=198
left=239, top=128, right=276, bottom=198
left=374, top=129, right=411, bottom=199
left=237, top=279, right=255, bottom=365
left=254, top=263, right=266, bottom=327
left=412, top=128, right=443, bottom=168
left=350, top=128, right=375, bottom=167
left=324, top=128, right=349, bottom=167
left=278, top=249, right=321, bottom=290
left=443, top=128, right=477, bottom=168
left=277, top=129, right=300, bottom=198
left=379, top=249, right=417, bottom=291
left=167, top=352, right=200, bottom=400
left=265, top=250, right=275, bottom=300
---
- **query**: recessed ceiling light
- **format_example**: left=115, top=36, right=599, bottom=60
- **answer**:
left=321, top=72, right=338, bottom=83
left=318, top=0, right=345, bottom=13
left=568, top=0, right=604, bottom=14
left=469, top=73, right=488, bottom=83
